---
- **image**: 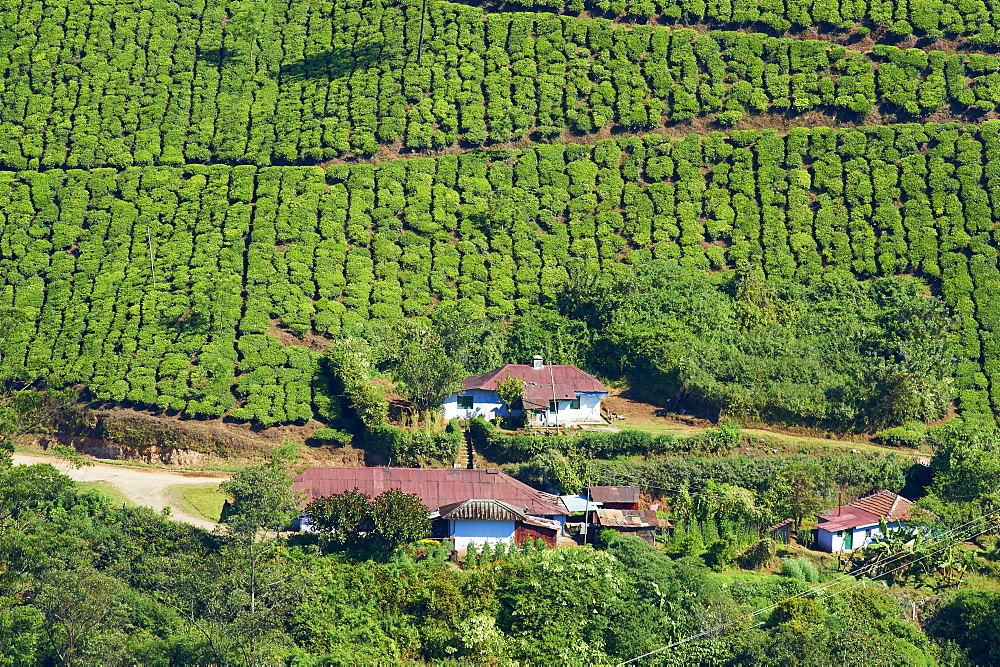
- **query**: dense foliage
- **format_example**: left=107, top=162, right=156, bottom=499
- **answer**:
left=3, top=122, right=999, bottom=426
left=0, top=460, right=960, bottom=664
left=478, top=0, right=1000, bottom=44
left=4, top=0, right=1000, bottom=171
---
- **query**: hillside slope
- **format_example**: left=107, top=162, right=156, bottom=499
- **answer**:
left=3, top=122, right=1000, bottom=424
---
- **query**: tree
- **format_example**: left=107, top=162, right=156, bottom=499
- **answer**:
left=221, top=441, right=299, bottom=537
left=227, top=4, right=264, bottom=68
left=305, top=488, right=429, bottom=559
left=320, top=339, right=389, bottom=431
left=219, top=442, right=300, bottom=615
left=32, top=569, right=126, bottom=666
left=394, top=336, right=465, bottom=420
left=304, top=488, right=373, bottom=552
left=779, top=463, right=826, bottom=529
left=494, top=372, right=524, bottom=413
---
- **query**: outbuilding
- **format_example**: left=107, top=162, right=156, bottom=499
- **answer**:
left=589, top=508, right=661, bottom=546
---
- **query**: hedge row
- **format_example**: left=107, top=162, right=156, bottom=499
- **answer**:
left=5, top=0, right=1000, bottom=169
left=4, top=122, right=1000, bottom=423
left=469, top=417, right=742, bottom=463
left=487, top=0, right=1000, bottom=44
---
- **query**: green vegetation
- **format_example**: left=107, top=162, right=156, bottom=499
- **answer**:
left=480, top=0, right=1000, bottom=44
left=4, top=122, right=1000, bottom=428
left=74, top=480, right=135, bottom=508
left=0, top=458, right=963, bottom=664
left=4, top=0, right=1000, bottom=171
left=167, top=483, right=226, bottom=523
left=3, top=0, right=1000, bottom=663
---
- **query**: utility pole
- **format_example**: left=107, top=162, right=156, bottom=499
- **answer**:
left=549, top=364, right=560, bottom=433
left=416, top=0, right=428, bottom=65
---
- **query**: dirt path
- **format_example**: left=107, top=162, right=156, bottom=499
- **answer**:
left=12, top=453, right=229, bottom=530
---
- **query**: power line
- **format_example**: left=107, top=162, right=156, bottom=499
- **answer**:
left=615, top=507, right=1000, bottom=665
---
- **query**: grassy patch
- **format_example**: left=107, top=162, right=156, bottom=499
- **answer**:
left=167, top=483, right=227, bottom=523
left=76, top=481, right=136, bottom=508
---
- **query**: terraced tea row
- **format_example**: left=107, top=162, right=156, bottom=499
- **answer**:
left=3, top=122, right=1000, bottom=424
left=473, top=0, right=1000, bottom=44
left=4, top=0, right=1000, bottom=170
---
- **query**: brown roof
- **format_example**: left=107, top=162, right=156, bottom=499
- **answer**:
left=850, top=490, right=914, bottom=521
left=463, top=364, right=608, bottom=410
left=818, top=491, right=930, bottom=532
left=588, top=486, right=640, bottom=504
left=816, top=506, right=881, bottom=532
left=437, top=499, right=526, bottom=522
left=767, top=518, right=794, bottom=532
left=292, top=467, right=566, bottom=516
left=595, top=508, right=660, bottom=529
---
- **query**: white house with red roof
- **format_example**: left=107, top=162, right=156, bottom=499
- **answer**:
left=442, top=355, right=609, bottom=426
left=816, top=490, right=931, bottom=553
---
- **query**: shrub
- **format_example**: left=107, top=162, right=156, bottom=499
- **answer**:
left=780, top=557, right=820, bottom=583
left=874, top=422, right=928, bottom=448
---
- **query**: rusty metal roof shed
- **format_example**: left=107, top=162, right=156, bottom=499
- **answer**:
left=587, top=486, right=640, bottom=504
left=292, top=467, right=567, bottom=516
left=595, top=508, right=660, bottom=529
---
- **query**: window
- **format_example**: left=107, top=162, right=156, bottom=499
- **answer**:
left=457, top=395, right=474, bottom=409
left=569, top=394, right=581, bottom=410
left=549, top=400, right=557, bottom=412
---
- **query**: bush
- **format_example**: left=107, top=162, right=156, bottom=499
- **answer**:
left=874, top=422, right=927, bottom=448
left=738, top=538, right=777, bottom=570
left=309, top=428, right=354, bottom=446
left=780, top=557, right=819, bottom=583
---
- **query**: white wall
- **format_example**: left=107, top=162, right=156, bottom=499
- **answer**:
left=817, top=522, right=903, bottom=553
left=449, top=519, right=516, bottom=550
left=817, top=528, right=841, bottom=553
left=442, top=389, right=509, bottom=421
left=527, top=392, right=605, bottom=426
left=444, top=389, right=606, bottom=425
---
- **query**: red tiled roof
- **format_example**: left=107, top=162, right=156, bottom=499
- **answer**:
left=850, top=490, right=914, bottom=521
left=462, top=364, right=608, bottom=410
left=817, top=490, right=929, bottom=532
left=588, top=486, right=640, bottom=504
left=292, top=467, right=566, bottom=516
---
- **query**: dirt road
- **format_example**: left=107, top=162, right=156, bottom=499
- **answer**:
left=13, top=453, right=229, bottom=530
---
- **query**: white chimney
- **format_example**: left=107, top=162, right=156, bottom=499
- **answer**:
left=532, top=355, right=543, bottom=370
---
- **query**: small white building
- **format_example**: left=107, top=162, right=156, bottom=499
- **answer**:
left=433, top=499, right=526, bottom=550
left=442, top=356, right=609, bottom=426
left=816, top=490, right=929, bottom=553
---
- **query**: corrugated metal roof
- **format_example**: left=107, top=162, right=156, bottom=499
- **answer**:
left=595, top=508, right=660, bottom=529
left=767, top=518, right=794, bottom=532
left=522, top=516, right=562, bottom=531
left=437, top=499, right=526, bottom=522
left=291, top=467, right=567, bottom=516
left=816, top=506, right=880, bottom=532
left=462, top=364, right=608, bottom=410
left=560, top=495, right=603, bottom=513
left=588, top=486, right=640, bottom=504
